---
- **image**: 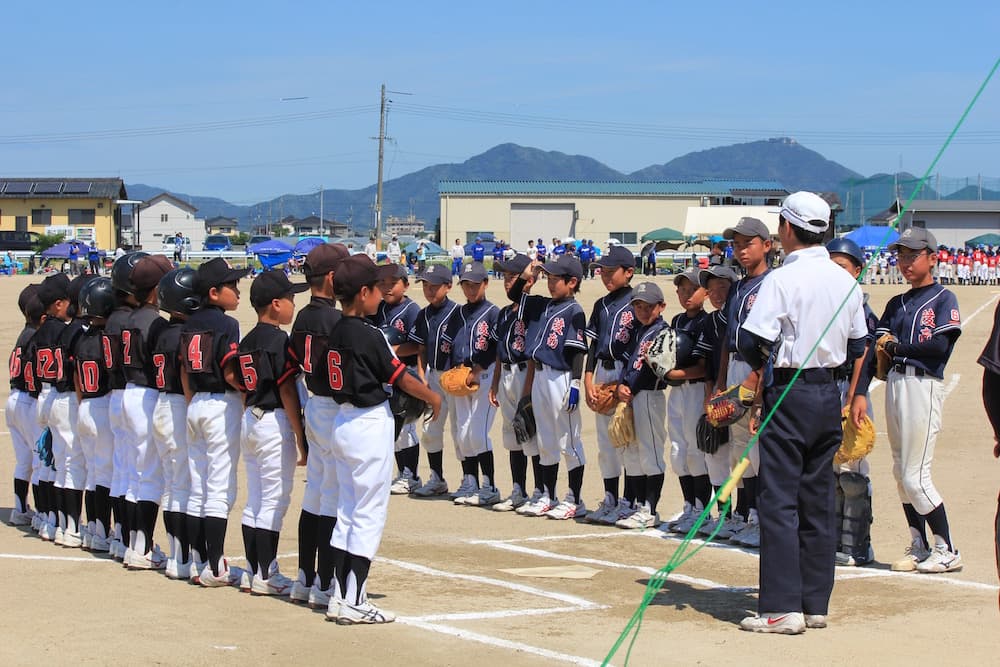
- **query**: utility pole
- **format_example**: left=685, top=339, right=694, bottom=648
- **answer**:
left=375, top=83, right=387, bottom=249
left=319, top=185, right=324, bottom=236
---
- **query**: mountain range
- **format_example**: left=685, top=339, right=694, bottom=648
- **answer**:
left=125, top=139, right=997, bottom=234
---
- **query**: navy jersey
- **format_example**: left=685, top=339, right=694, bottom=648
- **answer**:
left=492, top=304, right=530, bottom=365
left=327, top=316, right=406, bottom=408
left=876, top=282, right=961, bottom=379
left=371, top=297, right=420, bottom=366
left=288, top=296, right=343, bottom=398
left=151, top=320, right=185, bottom=395
left=123, top=305, right=168, bottom=388
left=103, top=305, right=133, bottom=391
left=181, top=306, right=241, bottom=393
left=621, top=318, right=669, bottom=393
left=693, top=309, right=726, bottom=384
left=409, top=298, right=460, bottom=371
left=724, top=270, right=770, bottom=361
left=9, top=325, right=37, bottom=393
left=74, top=326, right=111, bottom=399
left=238, top=323, right=298, bottom=411
left=521, top=295, right=588, bottom=371
left=446, top=300, right=499, bottom=369
left=671, top=310, right=709, bottom=370
left=585, top=286, right=636, bottom=362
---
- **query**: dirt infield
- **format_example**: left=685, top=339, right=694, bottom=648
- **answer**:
left=1, top=272, right=997, bottom=666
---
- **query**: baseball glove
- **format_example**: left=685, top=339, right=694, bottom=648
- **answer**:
left=643, top=326, right=677, bottom=379
left=512, top=396, right=537, bottom=444
left=875, top=333, right=895, bottom=381
left=835, top=408, right=876, bottom=465
left=439, top=365, right=478, bottom=396
left=696, top=414, right=729, bottom=454
left=706, top=383, right=756, bottom=428
left=609, top=402, right=636, bottom=448
left=592, top=382, right=619, bottom=416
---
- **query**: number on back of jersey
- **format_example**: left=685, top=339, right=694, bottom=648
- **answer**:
left=122, top=328, right=147, bottom=369
left=180, top=331, right=215, bottom=374
left=238, top=349, right=275, bottom=392
left=101, top=333, right=121, bottom=370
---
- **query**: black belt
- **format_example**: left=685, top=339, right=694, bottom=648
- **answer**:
left=599, top=358, right=617, bottom=370
left=667, top=378, right=705, bottom=387
left=892, top=363, right=927, bottom=377
left=772, top=368, right=833, bottom=384
left=502, top=361, right=528, bottom=371
left=533, top=361, right=565, bottom=372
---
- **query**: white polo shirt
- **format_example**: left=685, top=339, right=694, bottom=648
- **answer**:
left=741, top=245, right=867, bottom=369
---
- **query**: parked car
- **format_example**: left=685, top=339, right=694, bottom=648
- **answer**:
left=245, top=235, right=272, bottom=254
left=161, top=235, right=193, bottom=258
left=203, top=234, right=233, bottom=251
left=0, top=230, right=41, bottom=252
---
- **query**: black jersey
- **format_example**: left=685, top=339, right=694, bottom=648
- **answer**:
left=150, top=320, right=184, bottom=395
left=238, top=323, right=297, bottom=411
left=123, top=305, right=168, bottom=388
left=74, top=326, right=111, bottom=399
left=446, top=300, right=499, bottom=369
left=327, top=316, right=406, bottom=408
left=103, top=305, right=133, bottom=391
left=9, top=324, right=37, bottom=393
left=53, top=319, right=86, bottom=394
left=409, top=298, right=460, bottom=371
left=520, top=295, right=588, bottom=371
left=28, top=317, right=69, bottom=391
left=371, top=297, right=420, bottom=366
left=181, top=306, right=241, bottom=394
left=288, top=296, right=343, bottom=397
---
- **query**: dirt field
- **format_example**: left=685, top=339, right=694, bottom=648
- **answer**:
left=1, top=271, right=997, bottom=666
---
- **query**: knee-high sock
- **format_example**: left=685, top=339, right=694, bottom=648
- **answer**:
left=64, top=489, right=83, bottom=535
left=186, top=514, right=206, bottom=565
left=542, top=463, right=559, bottom=500
left=531, top=455, right=542, bottom=493
left=924, top=503, right=953, bottom=551
left=241, top=523, right=257, bottom=576
left=255, top=528, right=280, bottom=578
left=343, top=554, right=372, bottom=606
left=297, top=510, right=320, bottom=586
left=568, top=466, right=585, bottom=505
left=204, top=516, right=227, bottom=575
left=477, top=451, right=495, bottom=488
left=428, top=450, right=443, bottom=478
left=315, top=515, right=338, bottom=591
left=95, top=486, right=112, bottom=539
left=508, top=450, right=527, bottom=493
left=603, top=476, right=620, bottom=503
left=646, top=473, right=665, bottom=513
left=13, top=479, right=29, bottom=514
left=135, top=500, right=159, bottom=555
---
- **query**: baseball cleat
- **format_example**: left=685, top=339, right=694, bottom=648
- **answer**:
left=916, top=545, right=962, bottom=573
left=411, top=472, right=448, bottom=497
left=126, top=545, right=167, bottom=570
left=583, top=494, right=616, bottom=524
left=544, top=494, right=586, bottom=520
left=89, top=534, right=111, bottom=554
left=308, top=583, right=332, bottom=609
left=493, top=485, right=528, bottom=512
left=805, top=614, right=827, bottom=629
left=9, top=507, right=35, bottom=526
left=189, top=561, right=205, bottom=585
left=450, top=475, right=479, bottom=504
left=697, top=516, right=720, bottom=537
left=715, top=514, right=747, bottom=540
left=54, top=527, right=66, bottom=546
left=199, top=560, right=243, bottom=587
left=61, top=530, right=83, bottom=549
left=890, top=541, right=931, bottom=572
left=238, top=569, right=253, bottom=592
left=251, top=572, right=294, bottom=596
left=665, top=504, right=693, bottom=532
left=732, top=522, right=760, bottom=548
left=615, top=506, right=659, bottom=530
left=519, top=495, right=555, bottom=517
left=514, top=489, right=544, bottom=515
left=333, top=599, right=396, bottom=625
left=390, top=469, right=420, bottom=495
left=740, top=612, right=806, bottom=634
left=466, top=485, right=501, bottom=507
left=290, top=570, right=311, bottom=604
left=165, top=559, right=192, bottom=580
left=600, top=500, right=635, bottom=526
left=39, top=522, right=56, bottom=542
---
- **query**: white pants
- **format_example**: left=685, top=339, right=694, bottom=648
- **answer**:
left=242, top=408, right=296, bottom=532
left=631, top=389, right=667, bottom=475
left=123, top=383, right=163, bottom=503
left=497, top=364, right=539, bottom=457
left=78, top=395, right=112, bottom=491
left=6, top=390, right=37, bottom=482
left=593, top=363, right=625, bottom=479
left=421, top=369, right=458, bottom=457
left=152, top=393, right=190, bottom=514
left=51, top=392, right=82, bottom=490
left=726, top=357, right=760, bottom=476
left=394, top=422, right=419, bottom=452
left=304, top=395, right=339, bottom=517
left=187, top=392, right=242, bottom=519
left=885, top=369, right=943, bottom=514
left=451, top=369, right=496, bottom=458
left=531, top=366, right=585, bottom=469
left=667, top=381, right=708, bottom=477
left=108, top=389, right=130, bottom=496
left=330, top=402, right=393, bottom=560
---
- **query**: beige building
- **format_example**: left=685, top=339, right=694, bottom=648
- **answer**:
left=438, top=180, right=786, bottom=251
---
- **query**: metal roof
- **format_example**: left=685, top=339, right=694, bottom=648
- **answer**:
left=907, top=199, right=1000, bottom=214
left=0, top=177, right=126, bottom=200
left=438, top=180, right=787, bottom=196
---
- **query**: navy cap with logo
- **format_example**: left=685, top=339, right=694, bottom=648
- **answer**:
left=890, top=227, right=938, bottom=252
left=459, top=262, right=489, bottom=283
left=698, top=264, right=739, bottom=288
left=303, top=243, right=350, bottom=279
left=542, top=255, right=584, bottom=282
left=723, top=216, right=770, bottom=241
left=417, top=263, right=454, bottom=286
left=194, top=257, right=251, bottom=296
left=631, top=281, right=664, bottom=304
left=672, top=266, right=701, bottom=287
left=334, top=254, right=379, bottom=299
left=250, top=269, right=309, bottom=308
left=595, top=245, right=635, bottom=269
left=495, top=253, right=531, bottom=275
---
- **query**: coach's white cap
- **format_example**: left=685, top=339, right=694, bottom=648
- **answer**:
left=780, top=191, right=831, bottom=234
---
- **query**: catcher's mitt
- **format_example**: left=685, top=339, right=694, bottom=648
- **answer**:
left=696, top=414, right=729, bottom=454
left=592, top=382, right=619, bottom=416
left=706, top=383, right=756, bottom=428
left=390, top=370, right=429, bottom=424
left=643, top=326, right=677, bottom=379
left=512, top=396, right=537, bottom=444
left=875, top=333, right=895, bottom=381
left=835, top=408, right=876, bottom=465
left=439, top=365, right=478, bottom=396
left=609, top=402, right=636, bottom=448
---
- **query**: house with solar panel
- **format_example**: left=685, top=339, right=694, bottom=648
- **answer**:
left=0, top=178, right=127, bottom=251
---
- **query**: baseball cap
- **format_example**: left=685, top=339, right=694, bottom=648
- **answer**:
left=542, top=255, right=584, bottom=282
left=250, top=269, right=309, bottom=308
left=130, top=254, right=174, bottom=290
left=376, top=262, right=408, bottom=281
left=459, top=262, right=489, bottom=283
left=595, top=245, right=635, bottom=268
left=303, top=243, right=349, bottom=279
left=38, top=273, right=70, bottom=307
left=672, top=267, right=701, bottom=287
left=334, top=254, right=378, bottom=299
left=68, top=273, right=94, bottom=306
left=18, top=284, right=44, bottom=322
left=723, top=216, right=770, bottom=241
left=495, top=253, right=531, bottom=274
left=780, top=191, right=831, bottom=234
left=698, top=264, right=739, bottom=288
left=417, top=264, right=453, bottom=286
left=194, top=257, right=251, bottom=296
left=890, top=227, right=938, bottom=252
left=631, top=282, right=664, bottom=304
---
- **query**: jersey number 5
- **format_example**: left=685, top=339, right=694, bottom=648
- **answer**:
left=239, top=354, right=258, bottom=391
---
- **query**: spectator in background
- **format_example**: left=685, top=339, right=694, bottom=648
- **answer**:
left=492, top=240, right=505, bottom=277
left=646, top=245, right=657, bottom=275
left=710, top=241, right=725, bottom=267
left=387, top=234, right=402, bottom=264
left=578, top=239, right=593, bottom=279
left=365, top=236, right=377, bottom=261
left=451, top=238, right=465, bottom=275
left=68, top=243, right=80, bottom=275
left=416, top=239, right=427, bottom=273
left=88, top=241, right=101, bottom=274
left=174, top=232, right=185, bottom=263
left=527, top=239, right=537, bottom=261
left=471, top=237, right=486, bottom=264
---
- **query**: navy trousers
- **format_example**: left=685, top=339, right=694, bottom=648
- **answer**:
left=757, top=375, right=842, bottom=615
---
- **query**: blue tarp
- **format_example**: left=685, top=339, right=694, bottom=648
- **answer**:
left=293, top=237, right=326, bottom=255
left=248, top=239, right=294, bottom=255
left=844, top=226, right=899, bottom=249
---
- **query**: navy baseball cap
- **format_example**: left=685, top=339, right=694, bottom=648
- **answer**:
left=672, top=267, right=701, bottom=287
left=333, top=254, right=379, bottom=299
left=595, top=245, right=635, bottom=268
left=890, top=227, right=938, bottom=252
left=631, top=281, right=664, bottom=304
left=542, top=255, right=584, bottom=282
left=303, top=243, right=349, bottom=279
left=250, top=269, right=309, bottom=308
left=698, top=264, right=739, bottom=288
left=459, top=262, right=489, bottom=283
left=194, top=257, right=251, bottom=295
left=417, top=263, right=453, bottom=285
left=495, top=253, right=531, bottom=274
left=723, top=216, right=770, bottom=241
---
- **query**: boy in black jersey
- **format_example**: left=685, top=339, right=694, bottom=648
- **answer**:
left=236, top=270, right=308, bottom=596
left=7, top=285, right=44, bottom=527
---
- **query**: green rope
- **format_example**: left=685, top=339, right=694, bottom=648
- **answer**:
left=603, top=56, right=1000, bottom=667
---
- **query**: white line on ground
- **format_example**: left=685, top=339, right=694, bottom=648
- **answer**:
left=408, top=605, right=602, bottom=623
left=0, top=553, right=113, bottom=563
left=964, top=292, right=1000, bottom=325
left=943, top=374, right=961, bottom=398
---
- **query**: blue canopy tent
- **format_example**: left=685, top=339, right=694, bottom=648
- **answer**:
left=844, top=226, right=899, bottom=250
left=249, top=239, right=294, bottom=270
left=41, top=240, right=100, bottom=259
left=293, top=237, right=326, bottom=256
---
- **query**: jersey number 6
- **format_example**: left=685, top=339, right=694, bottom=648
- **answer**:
left=327, top=350, right=343, bottom=391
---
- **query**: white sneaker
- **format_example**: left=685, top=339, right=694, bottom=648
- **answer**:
left=697, top=516, right=720, bottom=537
left=916, top=544, right=962, bottom=573
left=239, top=569, right=253, bottom=592
left=54, top=526, right=66, bottom=546
left=492, top=485, right=528, bottom=512
left=61, top=530, right=83, bottom=549
left=31, top=514, right=41, bottom=532
left=600, top=500, right=635, bottom=526
left=891, top=541, right=932, bottom=572
left=199, top=559, right=243, bottom=587
left=9, top=507, right=34, bottom=526
left=466, top=484, right=501, bottom=507
left=544, top=493, right=586, bottom=520
left=805, top=614, right=827, bottom=629
left=126, top=545, right=167, bottom=570
left=515, top=489, right=544, bottom=515
left=290, top=571, right=311, bottom=604
left=40, top=522, right=56, bottom=542
left=519, top=495, right=555, bottom=517
left=89, top=534, right=110, bottom=553
left=333, top=599, right=396, bottom=625
left=666, top=504, right=693, bottom=532
left=390, top=469, right=420, bottom=495
left=451, top=475, right=479, bottom=504
left=189, top=560, right=205, bottom=585
left=616, top=506, right=659, bottom=530
left=251, top=571, right=294, bottom=596
left=739, top=612, right=806, bottom=635
left=166, top=559, right=192, bottom=580
left=412, top=471, right=448, bottom=497
left=584, top=494, right=616, bottom=524
left=308, top=582, right=332, bottom=609
left=715, top=514, right=746, bottom=540
left=733, top=521, right=760, bottom=548
left=81, top=527, right=92, bottom=551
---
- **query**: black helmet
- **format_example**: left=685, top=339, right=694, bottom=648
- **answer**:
left=110, top=251, right=150, bottom=295
left=79, top=277, right=116, bottom=319
left=380, top=324, right=407, bottom=347
left=826, top=238, right=865, bottom=269
left=673, top=328, right=697, bottom=370
left=157, top=268, right=201, bottom=315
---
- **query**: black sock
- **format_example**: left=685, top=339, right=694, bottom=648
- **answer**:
left=255, top=528, right=280, bottom=578
left=460, top=457, right=479, bottom=484
left=623, top=475, right=641, bottom=507
left=84, top=490, right=96, bottom=528
left=298, top=510, right=320, bottom=586
left=678, top=475, right=694, bottom=505
left=735, top=482, right=749, bottom=518
left=175, top=511, right=190, bottom=563
left=31, top=484, right=41, bottom=515
left=55, top=486, right=65, bottom=529
left=401, top=445, right=420, bottom=478
left=543, top=463, right=559, bottom=500
left=187, top=514, right=206, bottom=564
left=428, top=450, right=444, bottom=478
left=95, top=486, right=112, bottom=538
left=633, top=475, right=647, bottom=508
left=13, top=478, right=29, bottom=513
left=646, top=473, right=665, bottom=513
left=137, top=500, right=159, bottom=553
left=346, top=554, right=372, bottom=605
left=125, top=500, right=137, bottom=547
left=742, top=476, right=758, bottom=515
left=64, top=489, right=82, bottom=534
left=568, top=466, right=585, bottom=505
left=531, top=456, right=543, bottom=493
left=924, top=504, right=953, bottom=551
left=204, top=516, right=228, bottom=575
left=332, top=547, right=350, bottom=599
left=242, top=523, right=257, bottom=575
left=902, top=503, right=929, bottom=548
left=477, top=451, right=495, bottom=486
left=603, top=476, right=620, bottom=502
left=509, top=450, right=528, bottom=492
left=161, top=510, right=175, bottom=554
left=715, top=488, right=730, bottom=517
left=394, top=449, right=406, bottom=476
left=692, top=475, right=712, bottom=510
left=316, top=515, right=338, bottom=591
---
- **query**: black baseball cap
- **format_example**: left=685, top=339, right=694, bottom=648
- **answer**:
left=250, top=269, right=309, bottom=308
left=18, top=284, right=44, bottom=321
left=890, top=227, right=938, bottom=252
left=542, top=255, right=584, bottom=282
left=303, top=243, right=350, bottom=279
left=334, top=254, right=379, bottom=299
left=130, top=254, right=174, bottom=290
left=194, top=257, right=251, bottom=296
left=723, top=216, right=770, bottom=241
left=595, top=245, right=635, bottom=269
left=376, top=262, right=408, bottom=282
left=38, top=273, right=71, bottom=307
left=417, top=264, right=453, bottom=286
left=698, top=264, right=739, bottom=288
left=672, top=267, right=701, bottom=287
left=459, top=262, right=489, bottom=283
left=495, top=253, right=531, bottom=274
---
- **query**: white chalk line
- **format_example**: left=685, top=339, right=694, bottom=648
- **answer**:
left=0, top=552, right=114, bottom=563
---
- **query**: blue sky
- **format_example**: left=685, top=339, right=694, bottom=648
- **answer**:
left=3, top=2, right=998, bottom=205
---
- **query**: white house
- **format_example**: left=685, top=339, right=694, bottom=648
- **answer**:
left=133, top=193, right=206, bottom=251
